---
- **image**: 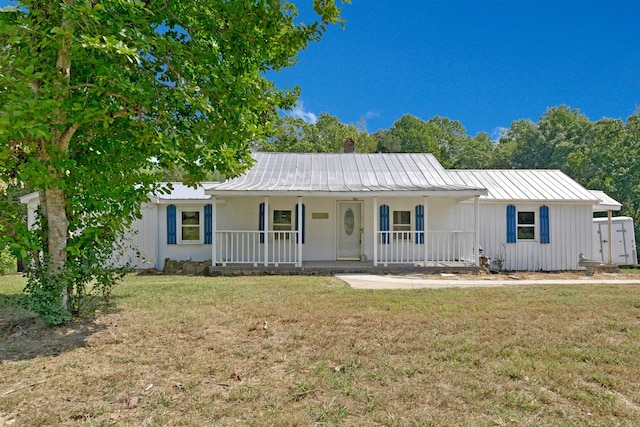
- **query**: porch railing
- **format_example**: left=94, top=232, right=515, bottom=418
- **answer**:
left=215, top=230, right=300, bottom=266
left=214, top=230, right=476, bottom=268
left=376, top=230, right=476, bottom=266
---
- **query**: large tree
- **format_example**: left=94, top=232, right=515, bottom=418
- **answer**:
left=0, top=0, right=345, bottom=323
left=499, top=106, right=593, bottom=170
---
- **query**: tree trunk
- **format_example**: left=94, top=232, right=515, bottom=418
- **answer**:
left=44, top=186, right=70, bottom=308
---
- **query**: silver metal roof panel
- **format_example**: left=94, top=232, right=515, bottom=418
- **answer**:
left=450, top=170, right=600, bottom=203
left=205, top=152, right=486, bottom=195
left=154, top=183, right=214, bottom=201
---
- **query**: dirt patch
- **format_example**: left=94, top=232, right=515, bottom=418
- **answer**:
left=0, top=314, right=106, bottom=362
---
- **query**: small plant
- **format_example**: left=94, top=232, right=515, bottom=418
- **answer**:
left=491, top=255, right=505, bottom=272
left=491, top=245, right=507, bottom=272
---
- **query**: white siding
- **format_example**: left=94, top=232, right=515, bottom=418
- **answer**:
left=465, top=202, right=594, bottom=271
left=158, top=203, right=213, bottom=267
left=114, top=203, right=158, bottom=269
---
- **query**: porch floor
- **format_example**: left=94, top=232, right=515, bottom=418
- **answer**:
left=209, top=260, right=479, bottom=276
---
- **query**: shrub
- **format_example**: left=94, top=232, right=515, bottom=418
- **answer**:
left=0, top=247, right=17, bottom=275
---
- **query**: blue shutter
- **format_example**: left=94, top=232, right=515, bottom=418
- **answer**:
left=295, top=203, right=306, bottom=244
left=167, top=204, right=177, bottom=245
left=540, top=205, right=550, bottom=244
left=506, top=204, right=516, bottom=243
left=204, top=204, right=212, bottom=244
left=259, top=202, right=265, bottom=244
left=415, top=205, right=424, bottom=244
left=380, top=204, right=390, bottom=244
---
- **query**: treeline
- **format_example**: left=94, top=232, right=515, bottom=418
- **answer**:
left=258, top=105, right=640, bottom=242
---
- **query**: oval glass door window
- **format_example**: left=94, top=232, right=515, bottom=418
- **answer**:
left=344, top=208, right=355, bottom=236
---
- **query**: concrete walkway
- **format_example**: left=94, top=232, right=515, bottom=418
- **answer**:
left=336, top=274, right=640, bottom=290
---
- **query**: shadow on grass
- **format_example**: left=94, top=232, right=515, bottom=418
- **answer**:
left=0, top=293, right=114, bottom=362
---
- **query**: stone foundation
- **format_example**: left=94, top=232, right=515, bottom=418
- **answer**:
left=163, top=258, right=211, bottom=276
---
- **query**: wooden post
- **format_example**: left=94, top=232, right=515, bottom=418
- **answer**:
left=211, top=196, right=217, bottom=267
left=474, top=196, right=480, bottom=267
left=373, top=197, right=378, bottom=266
left=608, top=210, right=613, bottom=265
left=297, top=197, right=303, bottom=268
left=264, top=197, right=269, bottom=267
left=424, top=196, right=429, bottom=267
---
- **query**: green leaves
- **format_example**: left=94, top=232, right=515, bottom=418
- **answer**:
left=260, top=112, right=376, bottom=153
left=0, top=0, right=344, bottom=323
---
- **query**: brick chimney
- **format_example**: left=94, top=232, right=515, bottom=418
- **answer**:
left=344, top=137, right=355, bottom=153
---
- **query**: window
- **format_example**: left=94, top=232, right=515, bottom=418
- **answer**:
left=168, top=205, right=211, bottom=245
left=393, top=210, right=411, bottom=239
left=273, top=209, right=292, bottom=239
left=517, top=211, right=535, bottom=240
left=508, top=205, right=547, bottom=243
left=180, top=209, right=202, bottom=243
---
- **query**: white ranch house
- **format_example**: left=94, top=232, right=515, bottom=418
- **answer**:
left=21, top=152, right=623, bottom=272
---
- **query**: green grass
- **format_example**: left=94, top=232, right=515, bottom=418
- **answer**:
left=2, top=274, right=640, bottom=426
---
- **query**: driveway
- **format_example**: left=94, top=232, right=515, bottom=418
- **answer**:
left=336, top=273, right=640, bottom=290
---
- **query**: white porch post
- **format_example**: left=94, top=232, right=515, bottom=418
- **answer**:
left=607, top=209, right=613, bottom=264
left=263, top=196, right=269, bottom=267
left=297, top=197, right=303, bottom=267
left=373, top=197, right=378, bottom=266
left=423, top=196, right=429, bottom=267
left=474, top=196, right=480, bottom=267
left=211, top=196, right=217, bottom=267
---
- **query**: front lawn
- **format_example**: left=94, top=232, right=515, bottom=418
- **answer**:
left=2, top=274, right=640, bottom=426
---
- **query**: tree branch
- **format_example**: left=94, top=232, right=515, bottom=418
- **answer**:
left=58, top=124, right=79, bottom=153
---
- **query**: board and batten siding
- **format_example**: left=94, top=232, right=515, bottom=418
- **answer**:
left=114, top=203, right=158, bottom=269
left=466, top=202, right=594, bottom=271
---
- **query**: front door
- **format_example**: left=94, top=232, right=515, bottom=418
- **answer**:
left=337, top=201, right=362, bottom=260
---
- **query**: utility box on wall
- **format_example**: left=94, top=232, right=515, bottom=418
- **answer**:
left=593, top=216, right=638, bottom=266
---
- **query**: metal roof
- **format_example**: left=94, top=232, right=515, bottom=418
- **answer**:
left=152, top=182, right=214, bottom=202
left=590, top=190, right=622, bottom=211
left=205, top=152, right=486, bottom=196
left=449, top=169, right=600, bottom=203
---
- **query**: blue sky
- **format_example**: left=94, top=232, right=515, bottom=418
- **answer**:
left=273, top=0, right=640, bottom=137
left=1, top=0, right=638, bottom=138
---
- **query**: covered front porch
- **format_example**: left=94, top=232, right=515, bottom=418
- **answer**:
left=208, top=194, right=482, bottom=270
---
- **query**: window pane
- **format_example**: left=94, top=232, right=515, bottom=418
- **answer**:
left=518, top=212, right=535, bottom=225
left=393, top=211, right=411, bottom=225
left=273, top=210, right=292, bottom=225
left=182, top=211, right=200, bottom=225
left=182, top=226, right=200, bottom=241
left=517, top=226, right=535, bottom=240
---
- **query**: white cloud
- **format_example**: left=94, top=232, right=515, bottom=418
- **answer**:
left=286, top=101, right=317, bottom=124
left=356, top=110, right=380, bottom=131
left=363, top=111, right=379, bottom=120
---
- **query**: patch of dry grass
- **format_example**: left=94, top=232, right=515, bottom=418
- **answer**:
left=2, top=274, right=640, bottom=426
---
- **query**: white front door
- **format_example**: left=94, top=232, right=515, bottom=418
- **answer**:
left=337, top=201, right=362, bottom=260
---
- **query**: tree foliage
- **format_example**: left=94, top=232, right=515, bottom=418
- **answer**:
left=0, top=0, right=345, bottom=324
left=259, top=113, right=376, bottom=153
left=373, top=114, right=494, bottom=168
